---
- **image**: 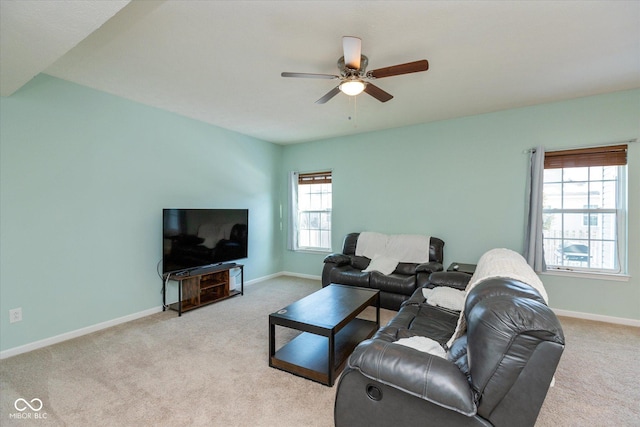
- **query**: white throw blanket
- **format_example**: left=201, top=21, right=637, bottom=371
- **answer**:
left=355, top=232, right=389, bottom=259
left=393, top=336, right=446, bottom=358
left=355, top=232, right=431, bottom=264
left=446, top=248, right=548, bottom=348
left=467, top=248, right=547, bottom=302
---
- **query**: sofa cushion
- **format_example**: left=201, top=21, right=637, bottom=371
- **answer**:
left=370, top=271, right=416, bottom=295
left=374, top=303, right=459, bottom=347
left=407, top=305, right=460, bottom=346
left=329, top=265, right=370, bottom=288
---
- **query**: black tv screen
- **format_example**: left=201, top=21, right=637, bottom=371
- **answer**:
left=162, top=208, right=248, bottom=275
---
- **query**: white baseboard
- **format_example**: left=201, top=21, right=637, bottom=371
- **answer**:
left=244, top=271, right=284, bottom=285
left=281, top=271, right=322, bottom=281
left=552, top=308, right=640, bottom=327
left=6, top=272, right=634, bottom=359
left=1, top=271, right=318, bottom=359
left=0, top=306, right=163, bottom=360
left=245, top=271, right=321, bottom=285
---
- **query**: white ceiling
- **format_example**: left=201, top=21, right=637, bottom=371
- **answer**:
left=2, top=1, right=639, bottom=145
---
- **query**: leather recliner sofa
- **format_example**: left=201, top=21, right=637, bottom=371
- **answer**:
left=322, top=232, right=445, bottom=310
left=334, top=263, right=565, bottom=427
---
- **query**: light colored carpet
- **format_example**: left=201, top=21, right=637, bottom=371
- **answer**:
left=1, top=276, right=639, bottom=426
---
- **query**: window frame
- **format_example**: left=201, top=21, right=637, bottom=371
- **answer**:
left=542, top=145, right=628, bottom=276
left=294, top=171, right=332, bottom=252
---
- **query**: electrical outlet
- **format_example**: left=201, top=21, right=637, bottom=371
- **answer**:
left=9, top=308, right=22, bottom=323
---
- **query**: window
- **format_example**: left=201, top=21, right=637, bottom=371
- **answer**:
left=295, top=171, right=332, bottom=251
left=542, top=145, right=627, bottom=274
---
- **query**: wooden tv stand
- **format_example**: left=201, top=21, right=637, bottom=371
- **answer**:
left=162, top=264, right=243, bottom=316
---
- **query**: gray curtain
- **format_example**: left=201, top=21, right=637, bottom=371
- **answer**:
left=524, top=146, right=546, bottom=272
left=287, top=171, right=299, bottom=251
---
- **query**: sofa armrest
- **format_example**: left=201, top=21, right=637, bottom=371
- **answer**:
left=348, top=339, right=477, bottom=416
left=323, top=253, right=350, bottom=266
left=427, top=271, right=471, bottom=291
left=394, top=262, right=419, bottom=275
left=402, top=287, right=429, bottom=307
left=416, top=261, right=443, bottom=274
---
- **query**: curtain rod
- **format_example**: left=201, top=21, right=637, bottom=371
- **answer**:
left=524, top=138, right=637, bottom=154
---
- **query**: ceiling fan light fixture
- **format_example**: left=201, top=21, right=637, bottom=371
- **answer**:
left=339, top=80, right=365, bottom=96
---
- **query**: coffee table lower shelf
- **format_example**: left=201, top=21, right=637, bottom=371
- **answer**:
left=270, top=318, right=377, bottom=386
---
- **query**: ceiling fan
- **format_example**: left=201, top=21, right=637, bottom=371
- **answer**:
left=281, top=36, right=429, bottom=104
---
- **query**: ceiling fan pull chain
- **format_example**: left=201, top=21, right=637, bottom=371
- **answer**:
left=355, top=95, right=358, bottom=128
left=349, top=95, right=358, bottom=128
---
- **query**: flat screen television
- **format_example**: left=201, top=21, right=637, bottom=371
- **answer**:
left=162, top=208, right=248, bottom=275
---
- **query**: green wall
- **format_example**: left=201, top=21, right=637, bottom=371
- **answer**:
left=0, top=75, right=283, bottom=352
left=282, top=89, right=640, bottom=321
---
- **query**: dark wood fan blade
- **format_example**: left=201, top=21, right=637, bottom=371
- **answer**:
left=343, top=36, right=362, bottom=69
left=315, top=86, right=341, bottom=104
left=368, top=60, right=429, bottom=79
left=364, top=83, right=393, bottom=102
left=281, top=72, right=339, bottom=79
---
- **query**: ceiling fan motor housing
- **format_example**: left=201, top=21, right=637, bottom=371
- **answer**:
left=338, top=55, right=369, bottom=77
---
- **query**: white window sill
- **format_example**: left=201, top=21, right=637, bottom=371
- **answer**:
left=541, top=269, right=630, bottom=282
left=294, top=248, right=332, bottom=255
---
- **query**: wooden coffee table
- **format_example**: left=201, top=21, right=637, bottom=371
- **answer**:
left=269, top=284, right=380, bottom=386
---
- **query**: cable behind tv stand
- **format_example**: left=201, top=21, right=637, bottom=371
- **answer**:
left=163, top=263, right=243, bottom=316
